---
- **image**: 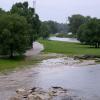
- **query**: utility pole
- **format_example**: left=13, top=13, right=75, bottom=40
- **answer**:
left=33, top=0, right=36, bottom=10
left=33, top=0, right=36, bottom=17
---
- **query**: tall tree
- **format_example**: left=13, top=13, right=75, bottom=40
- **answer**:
left=43, top=21, right=58, bottom=34
left=42, top=21, right=68, bottom=34
left=0, top=14, right=29, bottom=58
left=77, top=18, right=100, bottom=48
left=68, top=14, right=90, bottom=34
left=10, top=2, right=41, bottom=47
left=0, top=8, right=5, bottom=15
left=40, top=23, right=50, bottom=39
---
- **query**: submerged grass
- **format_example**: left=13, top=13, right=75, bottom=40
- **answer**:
left=0, top=54, right=60, bottom=73
left=0, top=56, right=39, bottom=73
left=1, top=39, right=100, bottom=73
left=39, top=39, right=100, bottom=56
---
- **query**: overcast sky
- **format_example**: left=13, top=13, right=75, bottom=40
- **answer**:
left=0, top=0, right=100, bottom=23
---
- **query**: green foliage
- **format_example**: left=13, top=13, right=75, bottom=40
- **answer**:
left=68, top=14, right=91, bottom=34
left=40, top=23, right=50, bottom=39
left=77, top=18, right=100, bottom=48
left=0, top=56, right=38, bottom=73
left=11, top=1, right=41, bottom=46
left=0, top=8, right=5, bottom=15
left=0, top=14, right=29, bottom=57
left=42, top=21, right=68, bottom=34
left=39, top=39, right=100, bottom=55
left=0, top=1, right=41, bottom=58
left=45, top=21, right=58, bottom=34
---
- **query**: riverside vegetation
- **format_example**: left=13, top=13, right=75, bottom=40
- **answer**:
left=0, top=56, right=40, bottom=73
left=0, top=2, right=42, bottom=58
left=0, top=1, right=41, bottom=73
left=39, top=39, right=100, bottom=55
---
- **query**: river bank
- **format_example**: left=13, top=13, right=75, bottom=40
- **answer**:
left=0, top=42, right=44, bottom=73
left=39, top=39, right=100, bottom=56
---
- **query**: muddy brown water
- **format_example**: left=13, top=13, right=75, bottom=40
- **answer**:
left=0, top=57, right=100, bottom=100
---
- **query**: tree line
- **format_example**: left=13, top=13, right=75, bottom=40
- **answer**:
left=68, top=14, right=100, bottom=48
left=0, top=1, right=99, bottom=58
left=0, top=1, right=68, bottom=58
left=0, top=2, right=41, bottom=58
left=40, top=21, right=68, bottom=38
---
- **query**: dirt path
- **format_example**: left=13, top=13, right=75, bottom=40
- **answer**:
left=25, top=42, right=44, bottom=56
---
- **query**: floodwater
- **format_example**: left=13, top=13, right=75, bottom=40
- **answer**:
left=0, top=57, right=100, bottom=100
left=25, top=42, right=44, bottom=56
left=49, top=37, right=79, bottom=43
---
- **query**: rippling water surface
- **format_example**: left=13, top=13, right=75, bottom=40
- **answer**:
left=0, top=58, right=100, bottom=100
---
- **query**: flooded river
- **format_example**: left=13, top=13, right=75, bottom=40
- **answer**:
left=0, top=39, right=99, bottom=100
left=49, top=37, right=79, bottom=43
left=0, top=57, right=100, bottom=100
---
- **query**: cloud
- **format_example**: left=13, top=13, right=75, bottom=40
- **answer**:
left=0, top=0, right=100, bottom=22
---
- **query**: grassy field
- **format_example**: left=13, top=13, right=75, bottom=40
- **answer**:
left=39, top=39, right=100, bottom=56
left=0, top=56, right=39, bottom=73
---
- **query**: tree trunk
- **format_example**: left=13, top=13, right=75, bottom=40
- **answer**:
left=10, top=45, right=13, bottom=58
left=95, top=42, right=99, bottom=48
left=95, top=44, right=97, bottom=48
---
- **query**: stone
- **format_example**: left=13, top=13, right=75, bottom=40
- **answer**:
left=10, top=87, right=80, bottom=100
left=48, top=87, right=68, bottom=97
left=32, top=93, right=51, bottom=100
left=52, top=87, right=63, bottom=89
left=9, top=96, right=21, bottom=100
left=74, top=55, right=100, bottom=60
left=16, top=88, right=28, bottom=97
left=27, top=94, right=35, bottom=100
left=30, top=87, right=37, bottom=93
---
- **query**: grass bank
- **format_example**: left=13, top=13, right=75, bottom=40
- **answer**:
left=0, top=54, right=60, bottom=73
left=0, top=56, right=39, bottom=73
left=39, top=39, right=100, bottom=56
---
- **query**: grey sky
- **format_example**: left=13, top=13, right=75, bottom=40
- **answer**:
left=0, top=0, right=100, bottom=23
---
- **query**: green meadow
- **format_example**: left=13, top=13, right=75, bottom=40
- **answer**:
left=39, top=39, right=100, bottom=56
